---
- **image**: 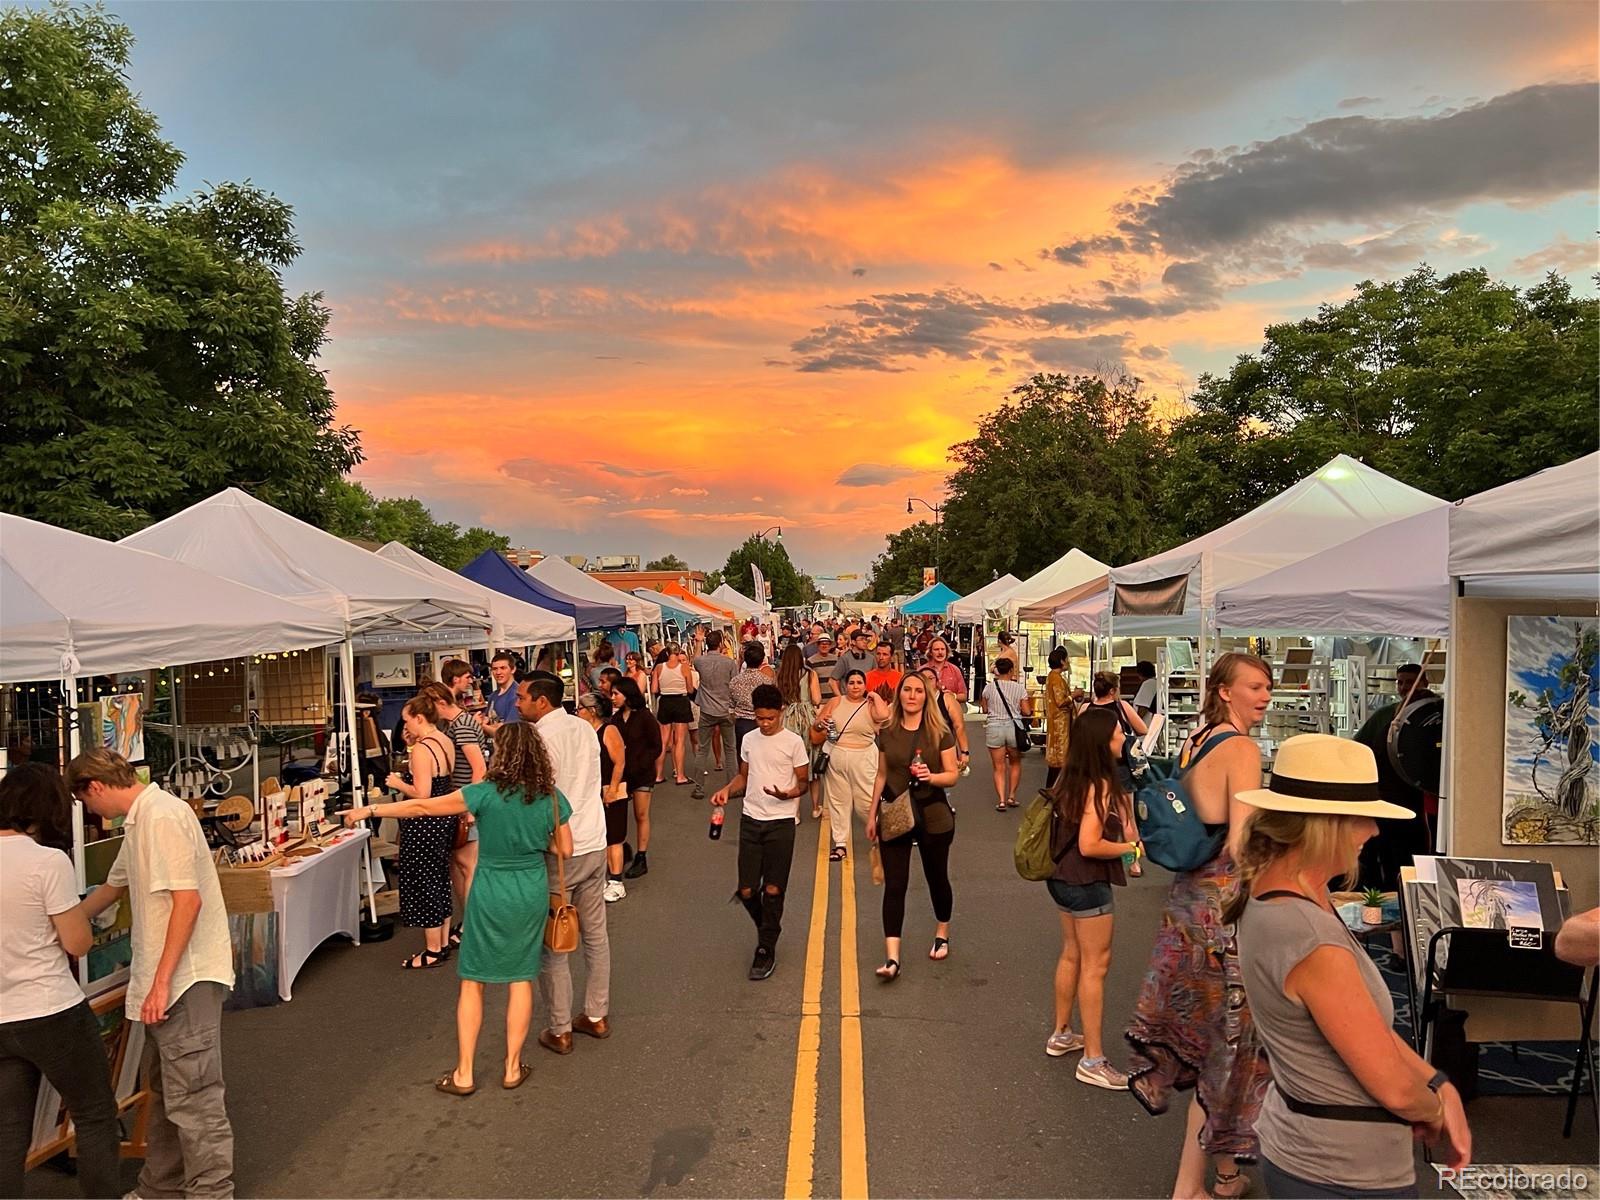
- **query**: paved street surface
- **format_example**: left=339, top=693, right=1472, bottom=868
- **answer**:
left=28, top=729, right=1597, bottom=1198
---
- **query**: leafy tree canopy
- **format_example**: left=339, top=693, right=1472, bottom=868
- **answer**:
left=645, top=554, right=691, bottom=573
left=322, top=479, right=508, bottom=571
left=863, top=521, right=940, bottom=601
left=720, top=536, right=817, bottom=608
left=0, top=4, right=362, bottom=537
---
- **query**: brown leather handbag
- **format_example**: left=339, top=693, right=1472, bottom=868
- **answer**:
left=545, top=839, right=579, bottom=954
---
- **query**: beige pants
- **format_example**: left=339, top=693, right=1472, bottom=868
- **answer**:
left=824, top=741, right=878, bottom=850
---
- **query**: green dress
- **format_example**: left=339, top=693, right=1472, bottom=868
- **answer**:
left=457, top=782, right=571, bottom=983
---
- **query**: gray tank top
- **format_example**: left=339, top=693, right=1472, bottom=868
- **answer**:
left=1236, top=894, right=1414, bottom=1191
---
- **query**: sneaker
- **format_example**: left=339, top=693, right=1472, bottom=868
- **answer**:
left=603, top=879, right=626, bottom=903
left=1075, top=1057, right=1130, bottom=1090
left=748, top=948, right=776, bottom=981
left=691, top=780, right=705, bottom=800
left=1045, top=1029, right=1085, bottom=1057
left=623, top=851, right=648, bottom=879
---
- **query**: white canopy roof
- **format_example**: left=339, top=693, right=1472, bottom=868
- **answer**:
left=527, top=555, right=662, bottom=625
left=375, top=542, right=576, bottom=645
left=121, top=488, right=497, bottom=650
left=2, top=513, right=345, bottom=682
left=1009, top=549, right=1112, bottom=624
left=709, top=584, right=763, bottom=619
left=1215, top=505, right=1451, bottom=636
left=947, top=574, right=1023, bottom=623
left=1100, top=455, right=1443, bottom=635
left=1449, top=452, right=1599, bottom=599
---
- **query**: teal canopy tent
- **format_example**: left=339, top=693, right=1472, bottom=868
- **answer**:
left=899, top=582, right=962, bottom=616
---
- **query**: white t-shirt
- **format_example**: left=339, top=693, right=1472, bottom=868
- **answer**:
left=1134, top=679, right=1159, bottom=713
left=534, top=709, right=606, bottom=857
left=0, top=835, right=85, bottom=1022
left=740, top=728, right=811, bottom=823
left=108, top=785, right=235, bottom=1019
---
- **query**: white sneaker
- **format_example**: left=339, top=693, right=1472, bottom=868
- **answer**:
left=1045, top=1029, right=1085, bottom=1057
left=603, top=879, right=626, bottom=903
left=1075, top=1057, right=1130, bottom=1090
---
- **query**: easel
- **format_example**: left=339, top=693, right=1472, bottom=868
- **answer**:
left=1400, top=872, right=1597, bottom=1138
left=25, top=985, right=153, bottom=1173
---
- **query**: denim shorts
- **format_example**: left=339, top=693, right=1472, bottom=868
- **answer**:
left=1046, top=878, right=1114, bottom=917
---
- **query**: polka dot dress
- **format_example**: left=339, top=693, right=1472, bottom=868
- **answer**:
left=398, top=740, right=459, bottom=929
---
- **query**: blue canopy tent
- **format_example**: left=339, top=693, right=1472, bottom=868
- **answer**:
left=460, top=550, right=626, bottom=630
left=635, top=588, right=704, bottom=630
left=899, top=582, right=962, bottom=616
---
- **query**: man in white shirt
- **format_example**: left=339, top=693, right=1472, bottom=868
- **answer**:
left=1133, top=660, right=1159, bottom=719
left=517, top=676, right=612, bottom=1053
left=710, top=684, right=810, bottom=981
left=73, top=748, right=235, bottom=1199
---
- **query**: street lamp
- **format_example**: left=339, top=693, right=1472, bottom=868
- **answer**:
left=906, top=497, right=942, bottom=577
left=754, top=526, right=782, bottom=542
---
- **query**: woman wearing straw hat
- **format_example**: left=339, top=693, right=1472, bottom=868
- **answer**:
left=1226, top=734, right=1470, bottom=1197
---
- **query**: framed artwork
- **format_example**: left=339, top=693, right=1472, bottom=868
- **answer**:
left=431, top=649, right=471, bottom=684
left=370, top=654, right=416, bottom=689
left=1503, top=616, right=1598, bottom=846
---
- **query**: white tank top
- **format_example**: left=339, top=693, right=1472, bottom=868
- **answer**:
left=656, top=661, right=690, bottom=696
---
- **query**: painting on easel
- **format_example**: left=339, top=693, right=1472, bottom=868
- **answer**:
left=1503, top=615, right=1598, bottom=846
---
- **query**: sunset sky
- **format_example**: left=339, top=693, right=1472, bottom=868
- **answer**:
left=109, top=2, right=1597, bottom=587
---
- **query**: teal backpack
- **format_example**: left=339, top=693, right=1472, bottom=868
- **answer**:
left=1132, top=729, right=1240, bottom=871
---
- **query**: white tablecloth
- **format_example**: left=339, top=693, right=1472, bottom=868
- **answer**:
left=269, top=828, right=368, bottom=1001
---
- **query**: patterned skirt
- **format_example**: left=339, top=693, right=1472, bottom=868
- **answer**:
left=1124, top=851, right=1270, bottom=1159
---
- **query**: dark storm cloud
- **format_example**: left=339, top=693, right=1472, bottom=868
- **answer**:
left=835, top=463, right=920, bottom=487
left=1111, top=83, right=1599, bottom=256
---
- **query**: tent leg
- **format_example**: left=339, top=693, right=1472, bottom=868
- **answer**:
left=64, top=673, right=85, bottom=894
left=339, top=638, right=378, bottom=925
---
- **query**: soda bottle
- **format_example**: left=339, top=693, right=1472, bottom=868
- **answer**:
left=911, top=748, right=925, bottom=785
left=709, top=805, right=725, bottom=841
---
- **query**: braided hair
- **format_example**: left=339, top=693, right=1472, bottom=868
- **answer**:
left=485, top=722, right=557, bottom=807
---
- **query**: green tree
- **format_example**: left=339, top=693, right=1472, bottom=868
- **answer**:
left=720, top=536, right=817, bottom=607
left=701, top=568, right=725, bottom=594
left=644, top=554, right=690, bottom=572
left=322, top=479, right=509, bottom=570
left=1164, top=265, right=1599, bottom=538
left=863, top=521, right=940, bottom=601
left=938, top=372, right=1171, bottom=592
left=0, top=5, right=361, bottom=537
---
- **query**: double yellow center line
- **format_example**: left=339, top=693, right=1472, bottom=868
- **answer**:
left=784, top=827, right=870, bottom=1199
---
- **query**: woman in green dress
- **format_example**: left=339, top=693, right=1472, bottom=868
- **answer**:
left=347, top=721, right=572, bottom=1094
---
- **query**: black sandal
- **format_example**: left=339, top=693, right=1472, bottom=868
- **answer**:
left=929, top=936, right=949, bottom=961
left=829, top=846, right=846, bottom=862
left=448, top=928, right=462, bottom=949
left=403, top=947, right=450, bottom=970
left=875, top=959, right=901, bottom=982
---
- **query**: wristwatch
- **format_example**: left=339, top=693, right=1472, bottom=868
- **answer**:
left=1426, top=1069, right=1448, bottom=1092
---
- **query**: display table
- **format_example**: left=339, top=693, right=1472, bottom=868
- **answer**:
left=270, top=828, right=368, bottom=1001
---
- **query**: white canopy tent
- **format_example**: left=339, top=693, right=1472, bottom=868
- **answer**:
left=527, top=555, right=663, bottom=626
left=947, top=574, right=1023, bottom=624
left=375, top=542, right=576, bottom=645
left=1449, top=451, right=1600, bottom=600
left=709, top=583, right=763, bottom=620
left=1215, top=503, right=1452, bottom=637
left=1052, top=456, right=1443, bottom=648
left=1009, top=549, right=1112, bottom=625
left=2, top=513, right=345, bottom=683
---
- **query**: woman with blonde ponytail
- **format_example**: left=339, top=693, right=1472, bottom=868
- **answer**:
left=1125, top=652, right=1275, bottom=1200
left=1231, top=734, right=1470, bottom=1196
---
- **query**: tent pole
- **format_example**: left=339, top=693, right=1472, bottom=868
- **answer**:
left=64, top=671, right=85, bottom=893
left=340, top=637, right=378, bottom=925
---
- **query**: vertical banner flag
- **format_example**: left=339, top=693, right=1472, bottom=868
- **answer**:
left=922, top=567, right=937, bottom=588
left=751, top=563, right=770, bottom=609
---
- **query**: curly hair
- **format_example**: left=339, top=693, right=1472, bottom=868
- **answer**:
left=1, top=763, right=74, bottom=851
left=485, top=722, right=557, bottom=806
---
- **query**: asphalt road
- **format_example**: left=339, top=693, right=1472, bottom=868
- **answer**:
left=27, top=728, right=1597, bottom=1198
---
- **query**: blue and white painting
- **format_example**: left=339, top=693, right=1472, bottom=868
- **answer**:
left=1504, top=615, right=1598, bottom=845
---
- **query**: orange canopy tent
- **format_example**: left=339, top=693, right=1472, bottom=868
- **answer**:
left=659, top=580, right=736, bottom=622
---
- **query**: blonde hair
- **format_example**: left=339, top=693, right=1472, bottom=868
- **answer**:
left=1221, top=808, right=1364, bottom=924
left=67, top=747, right=138, bottom=793
left=1200, top=652, right=1274, bottom=729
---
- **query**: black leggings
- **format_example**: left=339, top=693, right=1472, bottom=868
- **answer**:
left=879, top=828, right=954, bottom=938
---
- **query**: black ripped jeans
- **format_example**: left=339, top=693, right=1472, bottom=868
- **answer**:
left=737, top=816, right=796, bottom=953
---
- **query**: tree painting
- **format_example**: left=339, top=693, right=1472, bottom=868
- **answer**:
left=1504, top=616, right=1599, bottom=845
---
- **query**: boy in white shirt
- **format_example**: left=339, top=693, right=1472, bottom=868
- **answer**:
left=710, top=684, right=809, bottom=981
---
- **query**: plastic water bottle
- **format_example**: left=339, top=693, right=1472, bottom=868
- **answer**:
left=709, top=806, right=724, bottom=841
left=911, top=748, right=925, bottom=785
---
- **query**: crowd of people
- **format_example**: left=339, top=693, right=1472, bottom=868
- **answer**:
left=21, top=598, right=1600, bottom=1198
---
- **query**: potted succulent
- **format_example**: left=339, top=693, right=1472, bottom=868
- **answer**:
left=1360, top=887, right=1387, bottom=925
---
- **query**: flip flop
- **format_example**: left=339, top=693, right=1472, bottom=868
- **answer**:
left=502, top=1061, right=531, bottom=1090
left=929, top=936, right=950, bottom=961
left=435, top=1070, right=476, bottom=1096
left=875, top=959, right=901, bottom=982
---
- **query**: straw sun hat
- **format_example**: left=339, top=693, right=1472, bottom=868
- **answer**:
left=1237, top=733, right=1415, bottom=819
